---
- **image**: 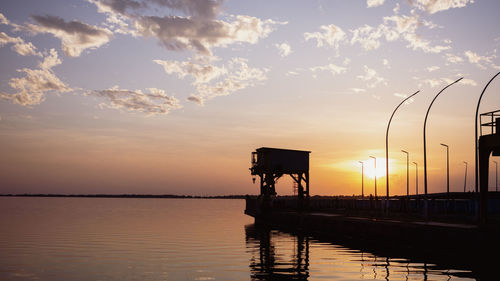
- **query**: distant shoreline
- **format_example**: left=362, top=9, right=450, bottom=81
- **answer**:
left=0, top=194, right=249, bottom=199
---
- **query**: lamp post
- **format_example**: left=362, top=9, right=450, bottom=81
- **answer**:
left=475, top=72, right=500, bottom=193
left=494, top=161, right=498, bottom=192
left=440, top=143, right=450, bottom=195
left=370, top=156, right=377, bottom=197
left=463, top=161, right=468, bottom=193
left=413, top=162, right=418, bottom=196
left=402, top=150, right=409, bottom=196
left=386, top=91, right=420, bottom=200
left=424, top=78, right=462, bottom=202
left=359, top=161, right=364, bottom=197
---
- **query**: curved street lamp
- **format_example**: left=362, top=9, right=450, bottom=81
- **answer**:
left=423, top=78, right=463, bottom=199
left=385, top=91, right=420, bottom=200
left=475, top=72, right=500, bottom=193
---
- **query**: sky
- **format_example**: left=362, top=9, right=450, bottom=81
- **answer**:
left=1, top=0, right=500, bottom=196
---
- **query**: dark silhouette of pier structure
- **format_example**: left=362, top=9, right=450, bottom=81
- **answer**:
left=245, top=73, right=500, bottom=267
left=250, top=147, right=310, bottom=200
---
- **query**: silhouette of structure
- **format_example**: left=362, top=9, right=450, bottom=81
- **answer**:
left=385, top=90, right=419, bottom=200
left=245, top=224, right=310, bottom=280
left=478, top=111, right=500, bottom=222
left=250, top=147, right=310, bottom=199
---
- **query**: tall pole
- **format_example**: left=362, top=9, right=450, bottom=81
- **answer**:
left=475, top=72, right=500, bottom=193
left=495, top=161, right=498, bottom=192
left=413, top=162, right=418, bottom=196
left=402, top=150, right=409, bottom=196
left=359, top=161, right=364, bottom=197
left=463, top=161, right=468, bottom=193
left=370, top=156, right=377, bottom=197
left=386, top=91, right=420, bottom=200
left=441, top=143, right=450, bottom=195
left=423, top=78, right=462, bottom=200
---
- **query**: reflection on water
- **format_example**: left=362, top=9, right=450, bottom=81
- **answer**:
left=0, top=197, right=476, bottom=280
left=245, top=224, right=475, bottom=281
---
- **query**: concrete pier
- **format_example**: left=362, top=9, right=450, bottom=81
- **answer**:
left=244, top=194, right=500, bottom=271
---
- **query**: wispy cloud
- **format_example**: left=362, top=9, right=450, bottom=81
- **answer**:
left=26, top=15, right=113, bottom=57
left=0, top=49, right=71, bottom=106
left=275, top=42, right=292, bottom=57
left=0, top=32, right=41, bottom=56
left=367, top=0, right=385, bottom=8
left=426, top=65, right=440, bottom=72
left=357, top=65, right=387, bottom=88
left=444, top=53, right=464, bottom=64
left=91, top=86, right=181, bottom=115
left=410, top=0, right=475, bottom=14
left=304, top=24, right=346, bottom=54
left=310, top=63, right=347, bottom=76
left=464, top=50, right=493, bottom=69
left=154, top=58, right=227, bottom=84
left=156, top=57, right=267, bottom=105
left=90, top=0, right=284, bottom=56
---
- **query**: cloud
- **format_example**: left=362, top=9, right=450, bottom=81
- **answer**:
left=426, top=66, right=440, bottom=72
left=350, top=24, right=384, bottom=50
left=367, top=0, right=385, bottom=8
left=154, top=58, right=227, bottom=84
left=0, top=12, right=9, bottom=25
left=350, top=13, right=450, bottom=53
left=185, top=58, right=267, bottom=104
left=310, top=63, right=347, bottom=76
left=445, top=53, right=464, bottom=64
left=275, top=42, right=292, bottom=57
left=91, top=86, right=181, bottom=115
left=394, top=92, right=415, bottom=104
left=27, top=15, right=113, bottom=57
left=357, top=65, right=387, bottom=88
left=460, top=78, right=477, bottom=86
left=0, top=32, right=41, bottom=56
left=304, top=24, right=346, bottom=53
left=419, top=77, right=476, bottom=88
left=0, top=49, right=71, bottom=106
left=350, top=88, right=366, bottom=93
left=136, top=15, right=283, bottom=56
left=464, top=50, right=493, bottom=69
left=90, top=0, right=283, bottom=56
left=410, top=0, right=475, bottom=14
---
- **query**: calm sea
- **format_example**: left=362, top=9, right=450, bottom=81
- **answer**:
left=0, top=197, right=475, bottom=280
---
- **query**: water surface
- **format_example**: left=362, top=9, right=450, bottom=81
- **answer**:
left=0, top=197, right=474, bottom=280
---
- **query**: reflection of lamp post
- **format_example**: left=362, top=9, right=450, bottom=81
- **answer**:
left=494, top=161, right=498, bottom=192
left=402, top=150, right=409, bottom=196
left=463, top=161, right=468, bottom=193
left=370, top=156, right=377, bottom=197
left=413, top=162, right=418, bottom=196
left=386, top=91, right=420, bottom=200
left=440, top=143, right=450, bottom=195
left=359, top=161, right=364, bottom=197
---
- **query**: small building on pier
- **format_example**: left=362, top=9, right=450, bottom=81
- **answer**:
left=250, top=147, right=310, bottom=199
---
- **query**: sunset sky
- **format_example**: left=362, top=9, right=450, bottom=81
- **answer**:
left=1, top=0, right=500, bottom=196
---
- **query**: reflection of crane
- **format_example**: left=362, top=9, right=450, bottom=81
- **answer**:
left=245, top=224, right=310, bottom=281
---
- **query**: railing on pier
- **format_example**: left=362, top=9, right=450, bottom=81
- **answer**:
left=480, top=109, right=500, bottom=136
left=245, top=194, right=500, bottom=223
